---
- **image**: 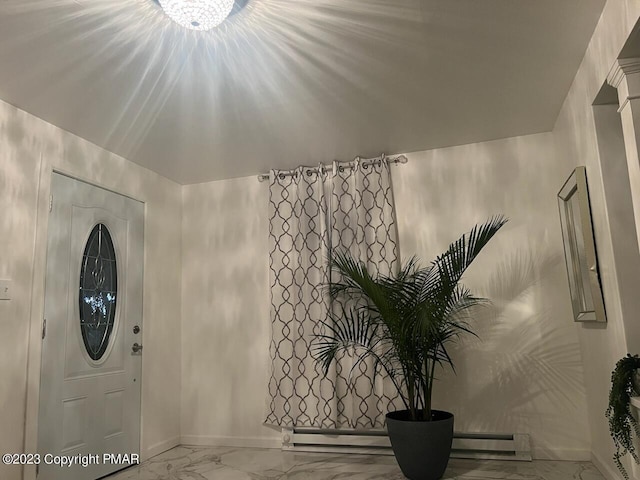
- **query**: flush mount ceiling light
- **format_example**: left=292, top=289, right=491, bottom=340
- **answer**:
left=158, top=0, right=235, bottom=31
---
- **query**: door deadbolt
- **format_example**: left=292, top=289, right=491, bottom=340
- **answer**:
left=132, top=343, right=143, bottom=353
left=133, top=325, right=140, bottom=334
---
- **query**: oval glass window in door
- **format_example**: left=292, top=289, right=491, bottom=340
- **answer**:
left=79, top=223, right=118, bottom=361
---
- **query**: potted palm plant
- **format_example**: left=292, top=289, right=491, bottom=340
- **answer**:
left=314, top=216, right=507, bottom=480
left=606, top=354, right=640, bottom=480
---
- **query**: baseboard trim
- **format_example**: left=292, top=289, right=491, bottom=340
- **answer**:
left=144, top=436, right=181, bottom=460
left=160, top=436, right=596, bottom=466
left=531, top=448, right=591, bottom=461
left=180, top=435, right=281, bottom=449
left=592, top=451, right=624, bottom=480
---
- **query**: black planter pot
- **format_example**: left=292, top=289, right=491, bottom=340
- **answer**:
left=386, top=410, right=454, bottom=480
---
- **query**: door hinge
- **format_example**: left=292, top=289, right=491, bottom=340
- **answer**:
left=49, top=195, right=53, bottom=212
left=42, top=318, right=46, bottom=339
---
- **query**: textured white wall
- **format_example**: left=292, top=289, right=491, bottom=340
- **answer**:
left=0, top=99, right=182, bottom=480
left=394, top=133, right=589, bottom=460
left=181, top=177, right=278, bottom=446
left=551, top=1, right=640, bottom=478
left=180, top=133, right=592, bottom=459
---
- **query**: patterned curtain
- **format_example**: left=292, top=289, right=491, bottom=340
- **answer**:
left=265, top=156, right=402, bottom=429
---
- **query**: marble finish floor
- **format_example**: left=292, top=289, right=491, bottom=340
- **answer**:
left=106, top=446, right=605, bottom=480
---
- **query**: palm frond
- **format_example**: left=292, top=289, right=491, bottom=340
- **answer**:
left=313, top=217, right=507, bottom=420
left=313, top=307, right=386, bottom=376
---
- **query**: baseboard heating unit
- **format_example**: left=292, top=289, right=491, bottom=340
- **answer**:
left=281, top=428, right=531, bottom=461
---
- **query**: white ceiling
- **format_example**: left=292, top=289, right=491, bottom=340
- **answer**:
left=0, top=0, right=605, bottom=184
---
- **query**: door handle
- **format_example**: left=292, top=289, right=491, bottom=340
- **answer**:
left=132, top=343, right=143, bottom=354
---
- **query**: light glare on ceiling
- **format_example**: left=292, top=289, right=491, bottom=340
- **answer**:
left=158, top=0, right=234, bottom=31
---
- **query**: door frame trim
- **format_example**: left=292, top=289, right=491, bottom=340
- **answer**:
left=23, top=166, right=146, bottom=480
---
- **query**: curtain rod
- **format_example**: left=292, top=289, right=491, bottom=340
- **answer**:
left=256, top=154, right=408, bottom=182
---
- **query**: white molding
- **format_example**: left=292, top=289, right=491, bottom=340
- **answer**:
left=530, top=447, right=591, bottom=461
left=180, top=435, right=281, bottom=449
left=22, top=157, right=51, bottom=480
left=617, top=95, right=640, bottom=114
left=592, top=451, right=624, bottom=480
left=607, top=58, right=640, bottom=88
left=144, top=436, right=181, bottom=461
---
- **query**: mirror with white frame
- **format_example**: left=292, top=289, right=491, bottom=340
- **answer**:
left=557, top=166, right=607, bottom=323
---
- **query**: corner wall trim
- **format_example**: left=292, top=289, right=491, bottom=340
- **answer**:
left=145, top=436, right=181, bottom=461
left=607, top=58, right=640, bottom=89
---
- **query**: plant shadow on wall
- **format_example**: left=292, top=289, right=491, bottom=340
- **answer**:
left=440, top=246, right=587, bottom=453
left=312, top=216, right=507, bottom=480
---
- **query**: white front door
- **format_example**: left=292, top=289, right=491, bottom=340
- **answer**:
left=38, top=173, right=144, bottom=480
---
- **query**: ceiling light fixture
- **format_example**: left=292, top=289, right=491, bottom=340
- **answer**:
left=158, top=0, right=234, bottom=31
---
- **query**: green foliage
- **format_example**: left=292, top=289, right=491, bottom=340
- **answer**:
left=606, top=354, right=640, bottom=479
left=313, top=216, right=507, bottom=421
